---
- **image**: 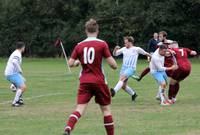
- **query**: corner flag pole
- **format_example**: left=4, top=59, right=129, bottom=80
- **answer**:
left=60, top=41, right=71, bottom=73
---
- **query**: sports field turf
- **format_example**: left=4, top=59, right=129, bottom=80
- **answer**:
left=0, top=58, right=200, bottom=135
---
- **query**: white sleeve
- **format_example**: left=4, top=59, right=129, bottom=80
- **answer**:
left=152, top=57, right=166, bottom=71
left=115, top=47, right=125, bottom=56
left=137, top=47, right=147, bottom=55
left=12, top=56, right=22, bottom=73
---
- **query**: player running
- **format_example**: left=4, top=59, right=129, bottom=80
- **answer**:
left=167, top=42, right=197, bottom=103
left=63, top=19, right=117, bottom=135
left=4, top=42, right=27, bottom=107
left=110, top=36, right=151, bottom=101
left=150, top=45, right=178, bottom=106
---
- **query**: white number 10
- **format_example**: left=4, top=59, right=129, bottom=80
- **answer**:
left=84, top=47, right=95, bottom=64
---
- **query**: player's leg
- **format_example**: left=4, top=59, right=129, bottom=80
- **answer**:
left=172, top=70, right=190, bottom=100
left=7, top=73, right=26, bottom=107
left=138, top=67, right=150, bottom=81
left=122, top=81, right=137, bottom=101
left=168, top=78, right=177, bottom=101
left=64, top=84, right=92, bottom=135
left=110, top=75, right=127, bottom=97
left=96, top=84, right=114, bottom=135
left=100, top=105, right=114, bottom=135
left=64, top=104, right=88, bottom=135
left=111, top=68, right=134, bottom=97
left=152, top=72, right=170, bottom=105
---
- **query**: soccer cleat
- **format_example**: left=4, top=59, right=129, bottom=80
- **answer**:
left=156, top=95, right=161, bottom=101
left=110, top=88, right=115, bottom=97
left=12, top=102, right=21, bottom=107
left=63, top=131, right=70, bottom=135
left=63, top=126, right=71, bottom=135
left=131, top=75, right=141, bottom=81
left=160, top=100, right=171, bottom=106
left=17, top=98, right=24, bottom=105
left=132, top=93, right=138, bottom=102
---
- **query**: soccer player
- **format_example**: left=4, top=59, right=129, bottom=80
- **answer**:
left=134, top=32, right=159, bottom=81
left=168, top=42, right=197, bottom=103
left=110, top=36, right=151, bottom=101
left=4, top=42, right=27, bottom=107
left=150, top=45, right=178, bottom=105
left=136, top=31, right=174, bottom=82
left=63, top=19, right=117, bottom=135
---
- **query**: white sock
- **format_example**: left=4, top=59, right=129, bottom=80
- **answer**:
left=12, top=89, right=23, bottom=104
left=156, top=86, right=162, bottom=97
left=159, top=89, right=166, bottom=102
left=125, top=86, right=135, bottom=96
left=114, top=81, right=123, bottom=93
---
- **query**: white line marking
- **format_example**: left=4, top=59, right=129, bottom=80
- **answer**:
left=0, top=92, right=67, bottom=105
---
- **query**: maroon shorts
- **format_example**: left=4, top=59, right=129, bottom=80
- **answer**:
left=77, top=83, right=111, bottom=106
left=171, top=68, right=191, bottom=81
left=166, top=70, right=173, bottom=77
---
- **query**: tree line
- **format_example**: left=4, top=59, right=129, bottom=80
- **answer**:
left=0, top=0, right=199, bottom=57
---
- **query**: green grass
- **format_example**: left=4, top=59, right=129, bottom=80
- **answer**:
left=0, top=58, right=200, bottom=135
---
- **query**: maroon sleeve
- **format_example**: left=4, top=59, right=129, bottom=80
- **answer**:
left=71, top=45, right=78, bottom=59
left=184, top=48, right=192, bottom=55
left=103, top=42, right=112, bottom=58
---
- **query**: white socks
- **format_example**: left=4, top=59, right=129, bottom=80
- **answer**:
left=159, top=89, right=166, bottom=102
left=114, top=81, right=123, bottom=93
left=156, top=86, right=162, bottom=98
left=125, top=86, right=135, bottom=96
left=13, top=89, right=23, bottom=104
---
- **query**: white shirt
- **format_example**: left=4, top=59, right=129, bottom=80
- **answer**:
left=150, top=49, right=166, bottom=73
left=4, top=50, right=22, bottom=76
left=115, top=46, right=147, bottom=70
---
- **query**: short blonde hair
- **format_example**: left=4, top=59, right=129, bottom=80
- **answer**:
left=85, top=18, right=99, bottom=33
left=124, top=36, right=134, bottom=44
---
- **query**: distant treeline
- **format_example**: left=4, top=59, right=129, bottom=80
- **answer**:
left=0, top=0, right=199, bottom=57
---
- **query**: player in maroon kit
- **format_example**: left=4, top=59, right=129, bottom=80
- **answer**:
left=63, top=19, right=117, bottom=135
left=168, top=42, right=197, bottom=103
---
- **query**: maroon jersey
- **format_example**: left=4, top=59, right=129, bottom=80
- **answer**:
left=171, top=48, right=192, bottom=70
left=162, top=42, right=174, bottom=77
left=71, top=37, right=111, bottom=84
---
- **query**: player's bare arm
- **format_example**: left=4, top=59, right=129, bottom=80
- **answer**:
left=106, top=56, right=117, bottom=69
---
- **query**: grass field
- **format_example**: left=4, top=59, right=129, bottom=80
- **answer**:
left=0, top=58, right=200, bottom=135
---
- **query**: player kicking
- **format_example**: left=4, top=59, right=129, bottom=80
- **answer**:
left=150, top=45, right=178, bottom=106
left=63, top=19, right=117, bottom=135
left=168, top=42, right=197, bottom=103
left=4, top=42, right=27, bottom=107
left=110, top=36, right=151, bottom=101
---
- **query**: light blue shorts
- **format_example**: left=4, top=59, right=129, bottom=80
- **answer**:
left=6, top=73, right=25, bottom=88
left=120, top=66, right=135, bottom=78
left=151, top=71, right=168, bottom=85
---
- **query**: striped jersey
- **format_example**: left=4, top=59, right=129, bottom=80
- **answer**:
left=115, top=46, right=147, bottom=70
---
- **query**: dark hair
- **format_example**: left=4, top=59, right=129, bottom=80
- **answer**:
left=159, top=44, right=167, bottom=50
left=124, top=36, right=134, bottom=44
left=16, top=41, right=25, bottom=49
left=159, top=31, right=167, bottom=37
left=85, top=18, right=99, bottom=33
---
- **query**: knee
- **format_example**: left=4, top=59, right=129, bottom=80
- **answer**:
left=20, top=84, right=26, bottom=92
left=101, top=106, right=111, bottom=116
left=122, top=85, right=126, bottom=90
left=161, top=83, right=166, bottom=89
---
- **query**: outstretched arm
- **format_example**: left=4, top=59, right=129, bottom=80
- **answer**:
left=106, top=56, right=117, bottom=69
